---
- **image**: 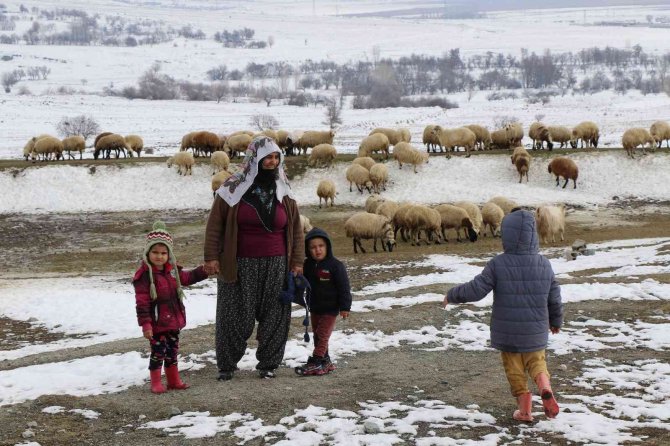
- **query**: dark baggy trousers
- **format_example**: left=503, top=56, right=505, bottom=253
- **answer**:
left=216, top=256, right=291, bottom=372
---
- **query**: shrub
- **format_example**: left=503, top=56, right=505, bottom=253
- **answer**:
left=249, top=114, right=279, bottom=131
left=398, top=96, right=458, bottom=109
left=56, top=115, right=100, bottom=141
left=486, top=91, right=518, bottom=101
left=287, top=91, right=309, bottom=107
left=493, top=115, right=520, bottom=128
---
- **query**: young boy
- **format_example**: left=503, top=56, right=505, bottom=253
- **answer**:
left=442, top=209, right=563, bottom=422
left=295, top=227, right=352, bottom=376
left=133, top=221, right=208, bottom=393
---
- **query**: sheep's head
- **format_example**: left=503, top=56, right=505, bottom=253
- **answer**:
left=382, top=223, right=396, bottom=252
left=167, top=157, right=174, bottom=168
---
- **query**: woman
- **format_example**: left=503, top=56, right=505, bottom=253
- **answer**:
left=204, top=136, right=304, bottom=380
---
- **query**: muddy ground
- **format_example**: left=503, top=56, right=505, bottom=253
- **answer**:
left=1, top=178, right=670, bottom=444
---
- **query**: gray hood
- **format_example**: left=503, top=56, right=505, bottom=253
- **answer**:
left=501, top=210, right=539, bottom=255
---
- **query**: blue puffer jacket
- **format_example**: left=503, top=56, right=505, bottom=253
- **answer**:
left=447, top=210, right=563, bottom=353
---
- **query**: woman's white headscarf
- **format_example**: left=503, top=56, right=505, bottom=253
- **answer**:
left=216, top=136, right=294, bottom=206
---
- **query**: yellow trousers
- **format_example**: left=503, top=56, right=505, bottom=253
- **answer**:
left=501, top=350, right=549, bottom=397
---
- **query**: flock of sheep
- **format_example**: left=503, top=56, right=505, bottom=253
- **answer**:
left=22, top=133, right=143, bottom=161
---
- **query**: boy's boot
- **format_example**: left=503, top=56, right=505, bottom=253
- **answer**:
left=535, top=373, right=559, bottom=418
left=323, top=354, right=336, bottom=373
left=149, top=368, right=166, bottom=394
left=513, top=392, right=534, bottom=422
left=165, top=365, right=190, bottom=390
left=295, top=356, right=327, bottom=376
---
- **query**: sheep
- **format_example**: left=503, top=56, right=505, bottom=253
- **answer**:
left=650, top=121, right=670, bottom=148
left=504, top=123, right=524, bottom=147
left=344, top=212, right=396, bottom=253
left=167, top=151, right=195, bottom=175
left=32, top=136, right=64, bottom=161
left=375, top=200, right=399, bottom=221
left=489, top=196, right=518, bottom=215
left=211, top=151, right=230, bottom=174
left=535, top=205, right=565, bottom=244
left=276, top=130, right=290, bottom=152
left=434, top=204, right=477, bottom=242
left=124, top=135, right=144, bottom=157
left=431, top=126, right=477, bottom=158
left=465, top=124, right=492, bottom=150
left=369, top=127, right=404, bottom=146
left=316, top=179, right=336, bottom=207
left=482, top=201, right=505, bottom=237
left=393, top=142, right=429, bottom=173
left=345, top=164, right=372, bottom=193
left=211, top=170, right=232, bottom=195
left=284, top=131, right=304, bottom=156
left=622, top=128, right=656, bottom=159
left=352, top=156, right=376, bottom=171
left=548, top=126, right=571, bottom=149
left=94, top=132, right=113, bottom=147
left=528, top=122, right=553, bottom=150
left=398, top=128, right=412, bottom=143
left=358, top=133, right=390, bottom=159
left=180, top=132, right=197, bottom=153
left=224, top=133, right=253, bottom=158
left=229, top=130, right=255, bottom=138
left=406, top=204, right=443, bottom=246
left=547, top=157, right=579, bottom=189
left=23, top=134, right=52, bottom=160
left=300, top=215, right=313, bottom=234
left=490, top=129, right=510, bottom=150
left=369, top=163, right=389, bottom=193
left=307, top=143, right=337, bottom=168
left=94, top=133, right=129, bottom=159
left=570, top=121, right=599, bottom=149
left=365, top=195, right=386, bottom=213
left=295, top=130, right=335, bottom=155
left=511, top=146, right=531, bottom=183
left=61, top=135, right=86, bottom=160
left=392, top=202, right=414, bottom=242
left=454, top=201, right=483, bottom=234
left=255, top=129, right=278, bottom=142
left=422, top=124, right=443, bottom=153
left=191, top=131, right=220, bottom=157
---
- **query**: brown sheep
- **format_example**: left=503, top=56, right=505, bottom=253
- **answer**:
left=180, top=132, right=197, bottom=153
left=511, top=147, right=531, bottom=183
left=528, top=122, right=553, bottom=150
left=548, top=157, right=578, bottom=189
left=650, top=121, right=670, bottom=149
left=622, top=128, right=656, bottom=159
left=570, top=121, right=599, bottom=149
left=191, top=131, right=220, bottom=157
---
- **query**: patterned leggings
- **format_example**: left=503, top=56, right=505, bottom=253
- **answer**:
left=149, top=331, right=180, bottom=370
left=215, top=256, right=291, bottom=372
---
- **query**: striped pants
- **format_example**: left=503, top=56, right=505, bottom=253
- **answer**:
left=215, top=256, right=291, bottom=372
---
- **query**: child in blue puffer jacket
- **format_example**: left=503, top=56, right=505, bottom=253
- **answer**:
left=443, top=209, right=563, bottom=422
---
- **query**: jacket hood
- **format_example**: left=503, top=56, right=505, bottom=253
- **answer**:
left=305, top=227, right=333, bottom=260
left=501, top=210, right=539, bottom=255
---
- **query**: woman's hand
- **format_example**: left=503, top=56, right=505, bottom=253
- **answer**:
left=340, top=311, right=349, bottom=319
left=204, top=260, right=220, bottom=275
left=143, top=329, right=153, bottom=340
left=291, top=266, right=303, bottom=276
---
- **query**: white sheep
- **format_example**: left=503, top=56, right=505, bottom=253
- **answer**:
left=211, top=151, right=230, bottom=174
left=454, top=201, right=483, bottom=234
left=369, top=127, right=403, bottom=145
left=482, top=202, right=505, bottom=237
left=375, top=200, right=399, bottom=220
left=352, top=156, right=376, bottom=170
left=125, top=135, right=144, bottom=157
left=650, top=121, right=670, bottom=148
left=365, top=194, right=386, bottom=213
left=300, top=215, right=313, bottom=234
left=434, top=204, right=477, bottom=242
left=344, top=212, right=396, bottom=253
left=61, top=135, right=86, bottom=160
left=167, top=151, right=195, bottom=175
left=504, top=123, right=524, bottom=147
left=548, top=126, right=571, bottom=149
left=358, top=133, right=390, bottom=159
left=570, top=121, right=599, bottom=149
left=32, top=136, right=64, bottom=161
left=307, top=143, right=337, bottom=168
left=296, top=130, right=335, bottom=155
left=393, top=142, right=429, bottom=173
left=536, top=205, right=566, bottom=245
left=369, top=163, right=389, bottom=193
left=622, top=128, right=656, bottom=159
left=528, top=122, right=553, bottom=150
left=211, top=170, right=232, bottom=195
left=316, top=179, right=336, bottom=207
left=224, top=133, right=253, bottom=158
left=406, top=204, right=442, bottom=246
left=489, top=196, right=518, bottom=215
left=423, top=125, right=442, bottom=153
left=465, top=124, right=492, bottom=150
left=431, top=126, right=477, bottom=158
left=346, top=164, right=373, bottom=193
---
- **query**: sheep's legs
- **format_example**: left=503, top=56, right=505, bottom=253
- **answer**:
left=555, top=176, right=560, bottom=187
left=573, top=179, right=577, bottom=189
left=562, top=178, right=568, bottom=189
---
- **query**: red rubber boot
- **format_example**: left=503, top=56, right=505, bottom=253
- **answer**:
left=535, top=373, right=559, bottom=418
left=513, top=392, right=534, bottom=422
left=165, top=365, right=190, bottom=390
left=149, top=368, right=166, bottom=394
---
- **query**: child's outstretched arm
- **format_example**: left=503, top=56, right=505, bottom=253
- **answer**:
left=444, top=262, right=496, bottom=307
left=178, top=264, right=209, bottom=287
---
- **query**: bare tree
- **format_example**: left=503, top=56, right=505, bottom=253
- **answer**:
left=1, top=71, right=19, bottom=92
left=256, top=86, right=278, bottom=107
left=322, top=99, right=342, bottom=130
left=267, top=35, right=275, bottom=47
left=56, top=115, right=100, bottom=141
left=210, top=81, right=228, bottom=103
left=249, top=114, right=279, bottom=131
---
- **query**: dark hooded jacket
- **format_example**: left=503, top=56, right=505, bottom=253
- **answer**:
left=447, top=210, right=563, bottom=353
left=303, top=228, right=352, bottom=315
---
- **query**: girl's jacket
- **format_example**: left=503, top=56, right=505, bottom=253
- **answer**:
left=133, top=262, right=207, bottom=333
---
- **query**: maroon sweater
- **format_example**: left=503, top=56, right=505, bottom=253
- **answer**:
left=133, top=262, right=208, bottom=333
left=237, top=201, right=287, bottom=257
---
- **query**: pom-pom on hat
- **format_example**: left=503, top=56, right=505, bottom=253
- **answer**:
left=143, top=221, right=185, bottom=302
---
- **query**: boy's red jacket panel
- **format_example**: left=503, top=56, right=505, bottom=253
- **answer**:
left=133, top=262, right=207, bottom=333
